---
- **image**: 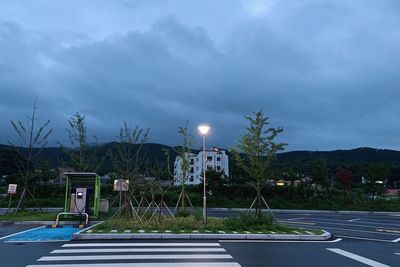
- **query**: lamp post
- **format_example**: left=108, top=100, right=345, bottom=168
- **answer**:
left=198, top=124, right=210, bottom=226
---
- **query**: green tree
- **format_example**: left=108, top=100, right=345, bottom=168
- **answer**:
left=231, top=110, right=286, bottom=218
left=62, top=112, right=102, bottom=172
left=310, top=159, right=330, bottom=189
left=108, top=122, right=150, bottom=218
left=9, top=100, right=53, bottom=210
left=109, top=122, right=150, bottom=182
left=366, top=164, right=389, bottom=199
left=165, top=122, right=194, bottom=214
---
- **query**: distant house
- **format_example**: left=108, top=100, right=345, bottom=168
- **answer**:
left=174, top=148, right=229, bottom=185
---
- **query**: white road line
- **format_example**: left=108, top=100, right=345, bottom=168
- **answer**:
left=348, top=218, right=361, bottom=222
left=327, top=248, right=390, bottom=267
left=392, top=237, right=400, bottom=242
left=280, top=223, right=400, bottom=236
left=62, top=243, right=220, bottom=247
left=219, top=238, right=342, bottom=243
left=27, top=263, right=241, bottom=267
left=51, top=248, right=226, bottom=253
left=287, top=217, right=305, bottom=221
left=336, top=235, right=394, bottom=243
left=0, top=226, right=44, bottom=240
left=38, top=254, right=233, bottom=261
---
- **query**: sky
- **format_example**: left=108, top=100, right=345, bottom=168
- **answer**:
left=1, top=0, right=400, bottom=151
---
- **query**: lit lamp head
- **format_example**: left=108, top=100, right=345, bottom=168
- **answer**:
left=198, top=125, right=210, bottom=135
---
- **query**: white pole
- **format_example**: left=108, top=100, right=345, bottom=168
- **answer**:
left=203, top=134, right=207, bottom=226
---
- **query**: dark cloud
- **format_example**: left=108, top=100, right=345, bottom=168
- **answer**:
left=1, top=0, right=400, bottom=151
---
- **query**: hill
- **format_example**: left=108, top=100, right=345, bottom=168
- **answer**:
left=1, top=144, right=400, bottom=176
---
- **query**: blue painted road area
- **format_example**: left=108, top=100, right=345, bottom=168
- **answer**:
left=3, top=225, right=81, bottom=242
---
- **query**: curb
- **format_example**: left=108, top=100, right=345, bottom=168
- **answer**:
left=73, top=230, right=331, bottom=241
left=0, top=221, right=101, bottom=226
left=208, top=208, right=400, bottom=215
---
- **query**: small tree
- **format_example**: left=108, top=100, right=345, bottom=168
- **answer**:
left=9, top=100, right=53, bottom=210
left=165, top=122, right=194, bottom=214
left=231, top=110, right=286, bottom=218
left=62, top=112, right=102, bottom=172
left=108, top=122, right=149, bottom=219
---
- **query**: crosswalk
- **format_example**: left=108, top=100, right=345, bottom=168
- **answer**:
left=26, top=242, right=241, bottom=267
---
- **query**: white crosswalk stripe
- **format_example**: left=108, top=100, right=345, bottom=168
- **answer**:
left=26, top=242, right=241, bottom=267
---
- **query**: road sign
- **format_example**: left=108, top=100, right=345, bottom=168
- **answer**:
left=114, top=180, right=129, bottom=192
left=7, top=184, right=17, bottom=194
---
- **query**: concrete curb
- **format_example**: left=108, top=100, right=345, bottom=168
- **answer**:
left=209, top=208, right=400, bottom=215
left=73, top=230, right=331, bottom=241
left=0, top=221, right=101, bottom=226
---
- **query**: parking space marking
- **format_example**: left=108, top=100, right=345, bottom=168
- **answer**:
left=327, top=248, right=390, bottom=267
left=348, top=218, right=361, bottom=222
left=0, top=226, right=44, bottom=240
left=336, top=235, right=394, bottom=243
left=392, top=237, right=400, bottom=243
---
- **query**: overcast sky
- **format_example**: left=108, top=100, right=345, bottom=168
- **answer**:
left=1, top=0, right=400, bottom=151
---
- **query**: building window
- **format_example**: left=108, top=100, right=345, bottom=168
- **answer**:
left=217, top=166, right=221, bottom=171
left=207, top=166, right=213, bottom=170
left=217, top=157, right=221, bottom=161
left=190, top=159, right=194, bottom=164
left=189, top=176, right=194, bottom=182
left=207, top=156, right=212, bottom=161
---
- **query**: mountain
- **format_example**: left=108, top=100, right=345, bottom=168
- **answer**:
left=1, top=143, right=400, bottom=176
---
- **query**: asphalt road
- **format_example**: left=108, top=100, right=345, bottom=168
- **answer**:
left=1, top=211, right=400, bottom=267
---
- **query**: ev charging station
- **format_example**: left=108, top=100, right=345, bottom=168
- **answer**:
left=63, top=172, right=101, bottom=217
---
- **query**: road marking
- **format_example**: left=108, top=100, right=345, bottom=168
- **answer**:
left=38, top=254, right=233, bottom=261
left=0, top=226, right=44, bottom=240
left=278, top=220, right=315, bottom=225
left=392, top=237, right=400, bottom=242
left=280, top=223, right=400, bottom=236
left=348, top=218, right=360, bottom=222
left=62, top=242, right=221, bottom=247
left=376, top=228, right=400, bottom=234
left=51, top=248, right=226, bottom=253
left=336, top=235, right=394, bottom=243
left=327, top=248, right=390, bottom=267
left=287, top=217, right=305, bottom=221
left=27, top=263, right=241, bottom=267
left=219, top=238, right=342, bottom=243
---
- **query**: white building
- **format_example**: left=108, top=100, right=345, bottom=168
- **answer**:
left=174, top=148, right=229, bottom=185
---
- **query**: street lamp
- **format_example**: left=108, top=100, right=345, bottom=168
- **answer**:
left=198, top=124, right=210, bottom=226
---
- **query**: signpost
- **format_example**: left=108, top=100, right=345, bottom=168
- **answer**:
left=114, top=180, right=129, bottom=209
left=7, top=184, right=17, bottom=213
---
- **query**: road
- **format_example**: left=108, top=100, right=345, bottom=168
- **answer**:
left=1, top=210, right=400, bottom=267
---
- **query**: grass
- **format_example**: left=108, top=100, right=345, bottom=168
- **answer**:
left=87, top=214, right=323, bottom=235
left=0, top=211, right=57, bottom=221
left=0, top=210, right=92, bottom=222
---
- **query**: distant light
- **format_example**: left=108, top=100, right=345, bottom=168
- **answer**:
left=198, top=125, right=210, bottom=135
left=276, top=182, right=285, bottom=186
